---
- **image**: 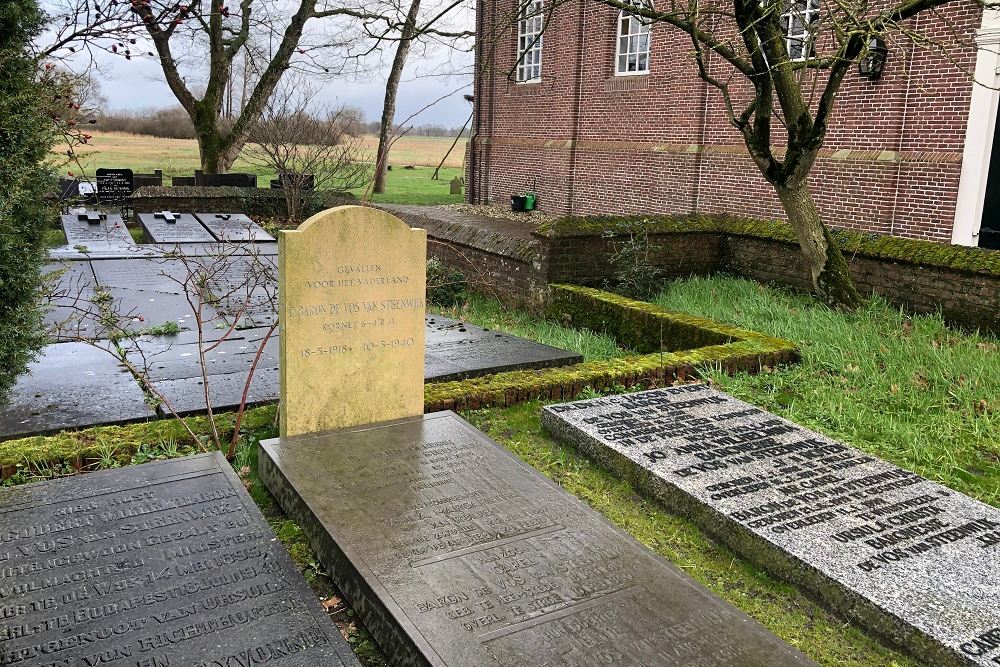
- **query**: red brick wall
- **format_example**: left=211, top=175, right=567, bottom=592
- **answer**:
left=470, top=0, right=980, bottom=242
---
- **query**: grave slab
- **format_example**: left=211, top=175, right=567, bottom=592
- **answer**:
left=0, top=342, right=155, bottom=440
left=60, top=211, right=134, bottom=247
left=0, top=453, right=360, bottom=667
left=542, top=384, right=1000, bottom=667
left=196, top=212, right=276, bottom=242
left=42, top=260, right=99, bottom=341
left=425, top=316, right=582, bottom=381
left=138, top=211, right=215, bottom=243
left=259, top=411, right=815, bottom=667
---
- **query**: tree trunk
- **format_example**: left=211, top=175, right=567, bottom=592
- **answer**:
left=373, top=0, right=422, bottom=194
left=774, top=181, right=863, bottom=310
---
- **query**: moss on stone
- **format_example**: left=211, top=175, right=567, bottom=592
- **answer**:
left=539, top=213, right=1000, bottom=278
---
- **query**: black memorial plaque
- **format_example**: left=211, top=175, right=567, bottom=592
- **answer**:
left=138, top=211, right=215, bottom=243
left=0, top=453, right=360, bottom=666
left=542, top=385, right=1000, bottom=667
left=259, top=412, right=814, bottom=667
left=96, top=168, right=134, bottom=202
left=60, top=211, right=134, bottom=247
left=195, top=213, right=275, bottom=243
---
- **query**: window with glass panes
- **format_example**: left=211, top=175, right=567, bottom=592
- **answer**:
left=615, top=0, right=652, bottom=75
left=781, top=0, right=819, bottom=61
left=516, top=0, right=544, bottom=82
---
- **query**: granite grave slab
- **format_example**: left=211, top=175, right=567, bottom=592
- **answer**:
left=425, top=316, right=582, bottom=381
left=0, top=452, right=360, bottom=667
left=542, top=384, right=1000, bottom=667
left=259, top=411, right=815, bottom=667
left=195, top=212, right=276, bottom=243
left=42, top=260, right=99, bottom=341
left=138, top=211, right=215, bottom=243
left=60, top=211, right=134, bottom=248
left=91, top=258, right=215, bottom=331
left=0, top=342, right=155, bottom=440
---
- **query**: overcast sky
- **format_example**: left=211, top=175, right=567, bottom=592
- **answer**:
left=91, top=50, right=474, bottom=127
left=42, top=1, right=475, bottom=128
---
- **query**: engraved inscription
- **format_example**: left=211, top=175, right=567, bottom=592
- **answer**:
left=0, top=454, right=352, bottom=667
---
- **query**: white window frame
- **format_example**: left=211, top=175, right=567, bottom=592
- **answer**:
left=781, top=0, right=820, bottom=62
left=516, top=0, right=544, bottom=83
left=615, top=0, right=653, bottom=76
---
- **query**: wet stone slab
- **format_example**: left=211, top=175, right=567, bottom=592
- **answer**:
left=195, top=213, right=276, bottom=243
left=0, top=342, right=155, bottom=440
left=258, top=411, right=815, bottom=667
left=541, top=385, right=1000, bottom=667
left=0, top=453, right=360, bottom=667
left=137, top=211, right=215, bottom=243
left=60, top=211, right=134, bottom=247
left=424, top=316, right=583, bottom=381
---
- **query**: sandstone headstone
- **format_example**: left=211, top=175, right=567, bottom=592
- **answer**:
left=278, top=205, right=426, bottom=437
left=0, top=452, right=360, bottom=666
left=542, top=385, right=1000, bottom=667
left=259, top=411, right=815, bottom=666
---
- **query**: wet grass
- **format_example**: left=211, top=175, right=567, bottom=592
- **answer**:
left=653, top=275, right=1000, bottom=506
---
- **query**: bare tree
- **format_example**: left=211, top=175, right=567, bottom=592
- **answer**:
left=40, top=0, right=376, bottom=173
left=243, top=82, right=370, bottom=222
left=493, top=0, right=986, bottom=308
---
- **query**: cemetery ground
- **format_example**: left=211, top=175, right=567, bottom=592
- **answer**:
left=60, top=131, right=467, bottom=205
left=4, top=273, right=997, bottom=666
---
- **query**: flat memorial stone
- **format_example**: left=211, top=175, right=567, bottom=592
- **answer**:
left=541, top=385, right=1000, bottom=667
left=0, top=342, right=155, bottom=440
left=195, top=212, right=276, bottom=242
left=138, top=211, right=215, bottom=243
left=0, top=453, right=360, bottom=667
left=60, top=211, right=134, bottom=247
left=425, top=316, right=583, bottom=381
left=259, top=411, right=814, bottom=666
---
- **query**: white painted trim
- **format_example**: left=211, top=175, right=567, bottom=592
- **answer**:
left=953, top=10, right=1000, bottom=246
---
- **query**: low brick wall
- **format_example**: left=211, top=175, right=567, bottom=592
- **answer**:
left=722, top=234, right=1000, bottom=332
left=132, top=186, right=355, bottom=219
left=393, top=206, right=1000, bottom=333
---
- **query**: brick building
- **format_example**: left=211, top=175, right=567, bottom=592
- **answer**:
left=467, top=1, right=1000, bottom=248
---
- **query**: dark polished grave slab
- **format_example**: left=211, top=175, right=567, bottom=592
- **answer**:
left=138, top=211, right=215, bottom=243
left=91, top=258, right=213, bottom=331
left=0, top=453, right=360, bottom=667
left=259, top=411, right=814, bottom=667
left=0, top=342, right=155, bottom=439
left=195, top=212, right=276, bottom=242
left=425, top=316, right=582, bottom=381
left=542, top=385, right=1000, bottom=667
left=42, top=260, right=99, bottom=341
left=60, top=211, right=134, bottom=247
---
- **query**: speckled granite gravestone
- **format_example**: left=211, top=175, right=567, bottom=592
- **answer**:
left=259, top=411, right=815, bottom=666
left=195, top=213, right=275, bottom=242
left=541, top=384, right=1000, bottom=667
left=137, top=211, right=215, bottom=243
left=60, top=211, right=134, bottom=247
left=0, top=453, right=360, bottom=667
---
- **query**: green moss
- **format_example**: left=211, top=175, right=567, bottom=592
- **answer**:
left=0, top=405, right=276, bottom=472
left=540, top=213, right=1000, bottom=278
left=536, top=213, right=722, bottom=238
left=547, top=284, right=782, bottom=353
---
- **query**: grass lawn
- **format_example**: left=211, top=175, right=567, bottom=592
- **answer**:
left=57, top=132, right=467, bottom=206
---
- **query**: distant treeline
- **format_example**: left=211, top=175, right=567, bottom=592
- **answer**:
left=97, top=106, right=469, bottom=139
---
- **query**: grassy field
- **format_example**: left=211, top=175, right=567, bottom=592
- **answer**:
left=59, top=131, right=467, bottom=206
